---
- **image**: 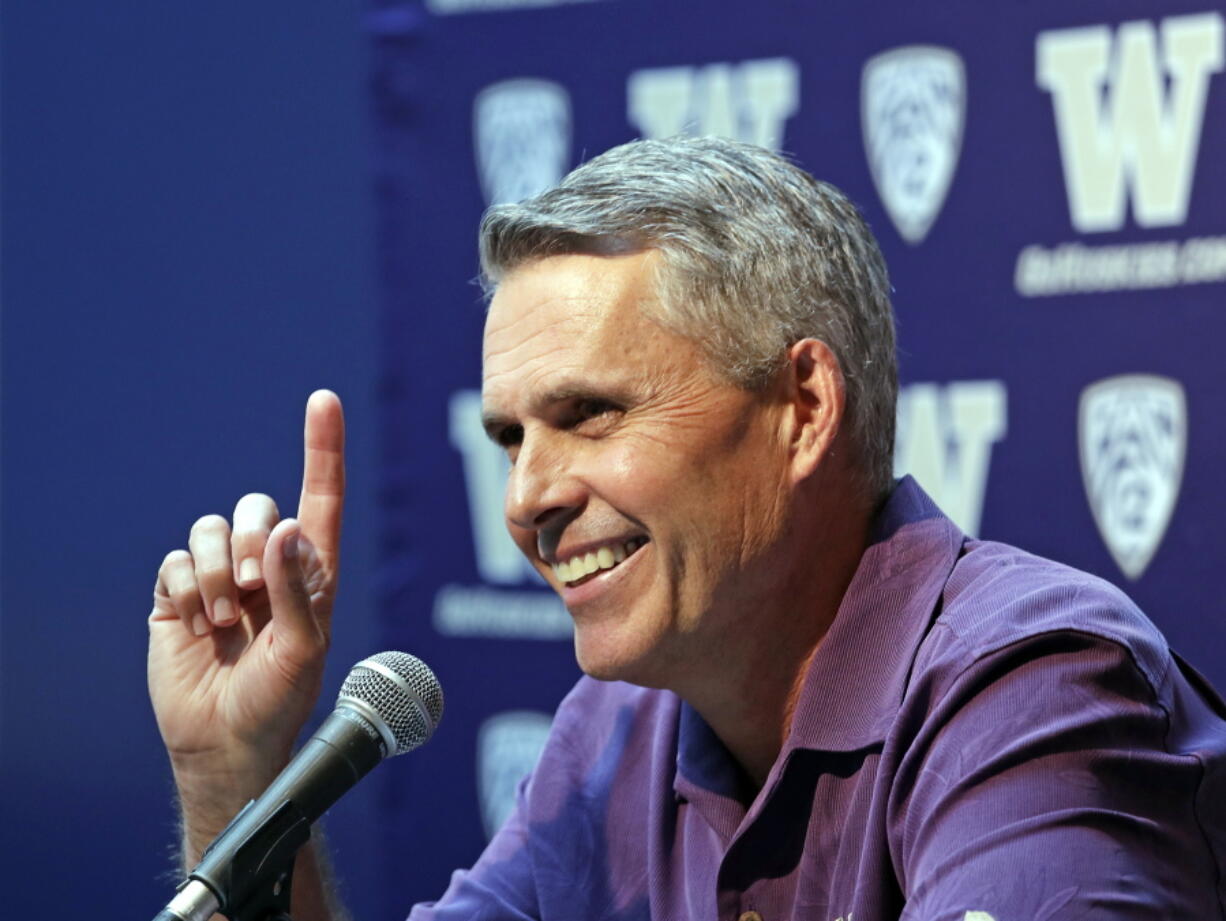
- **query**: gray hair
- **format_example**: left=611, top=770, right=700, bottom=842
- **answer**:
left=479, top=135, right=897, bottom=501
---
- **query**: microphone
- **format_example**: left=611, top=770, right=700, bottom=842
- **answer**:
left=155, top=652, right=444, bottom=921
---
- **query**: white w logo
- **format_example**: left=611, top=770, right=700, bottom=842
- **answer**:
left=894, top=381, right=1007, bottom=538
left=1037, top=12, right=1223, bottom=232
left=627, top=58, right=799, bottom=151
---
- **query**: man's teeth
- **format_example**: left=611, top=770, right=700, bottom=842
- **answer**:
left=553, top=538, right=645, bottom=584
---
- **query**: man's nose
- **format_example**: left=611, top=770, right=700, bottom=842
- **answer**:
left=504, top=432, right=584, bottom=531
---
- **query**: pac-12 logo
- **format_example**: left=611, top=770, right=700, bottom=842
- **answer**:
left=474, top=78, right=572, bottom=206
left=861, top=46, right=966, bottom=245
left=1079, top=375, right=1186, bottom=580
left=476, top=710, right=553, bottom=839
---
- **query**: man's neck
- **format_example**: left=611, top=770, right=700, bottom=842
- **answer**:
left=678, top=492, right=873, bottom=790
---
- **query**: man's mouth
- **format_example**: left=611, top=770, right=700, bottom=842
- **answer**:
left=551, top=538, right=649, bottom=587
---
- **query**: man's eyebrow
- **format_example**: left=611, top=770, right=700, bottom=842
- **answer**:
left=539, top=383, right=608, bottom=405
left=481, top=411, right=514, bottom=442
left=480, top=383, right=621, bottom=441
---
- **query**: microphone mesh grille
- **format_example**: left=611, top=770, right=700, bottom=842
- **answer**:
left=338, top=651, right=444, bottom=755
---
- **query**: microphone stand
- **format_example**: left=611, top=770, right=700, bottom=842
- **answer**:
left=153, top=651, right=443, bottom=921
left=153, top=868, right=296, bottom=921
left=225, top=858, right=297, bottom=921
left=153, top=796, right=311, bottom=921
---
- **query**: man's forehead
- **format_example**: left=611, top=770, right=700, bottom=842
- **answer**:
left=478, top=252, right=704, bottom=428
left=480, top=325, right=634, bottom=427
left=485, top=252, right=657, bottom=321
left=482, top=281, right=606, bottom=353
left=482, top=253, right=662, bottom=370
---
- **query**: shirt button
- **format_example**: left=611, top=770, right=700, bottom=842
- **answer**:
left=739, top=912, right=763, bottom=921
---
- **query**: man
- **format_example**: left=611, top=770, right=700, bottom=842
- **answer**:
left=149, top=137, right=1226, bottom=920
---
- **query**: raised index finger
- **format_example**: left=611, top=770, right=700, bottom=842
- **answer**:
left=298, top=389, right=345, bottom=561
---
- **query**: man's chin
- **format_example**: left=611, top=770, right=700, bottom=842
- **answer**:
left=573, top=632, right=670, bottom=689
left=573, top=645, right=634, bottom=684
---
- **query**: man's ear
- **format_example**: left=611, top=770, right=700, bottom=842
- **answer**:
left=784, top=338, right=846, bottom=483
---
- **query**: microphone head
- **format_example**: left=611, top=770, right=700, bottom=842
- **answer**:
left=337, top=652, right=444, bottom=756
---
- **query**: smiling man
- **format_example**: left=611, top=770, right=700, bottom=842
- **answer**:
left=150, top=137, right=1226, bottom=921
left=480, top=248, right=869, bottom=782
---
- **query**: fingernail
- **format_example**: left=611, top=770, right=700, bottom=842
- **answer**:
left=213, top=597, right=236, bottom=626
left=239, top=557, right=261, bottom=583
left=284, top=529, right=299, bottom=560
left=192, top=614, right=210, bottom=637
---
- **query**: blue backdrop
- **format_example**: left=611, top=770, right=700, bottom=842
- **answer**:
left=2, top=1, right=1224, bottom=920
left=372, top=0, right=1226, bottom=916
left=0, top=3, right=384, bottom=919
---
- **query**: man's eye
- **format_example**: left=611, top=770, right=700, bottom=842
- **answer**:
left=576, top=399, right=616, bottom=419
left=568, top=399, right=624, bottom=429
left=496, top=424, right=523, bottom=449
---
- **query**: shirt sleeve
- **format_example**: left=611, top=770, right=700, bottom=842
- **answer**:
left=892, top=629, right=1223, bottom=921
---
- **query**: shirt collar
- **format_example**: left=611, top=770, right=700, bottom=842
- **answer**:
left=783, top=475, right=964, bottom=752
left=673, top=476, right=964, bottom=799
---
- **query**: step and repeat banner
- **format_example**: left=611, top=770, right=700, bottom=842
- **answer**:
left=368, top=0, right=1226, bottom=912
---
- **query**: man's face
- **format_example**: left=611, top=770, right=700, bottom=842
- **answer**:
left=481, top=252, right=796, bottom=689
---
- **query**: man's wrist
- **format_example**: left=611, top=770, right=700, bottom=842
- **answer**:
left=171, top=750, right=291, bottom=865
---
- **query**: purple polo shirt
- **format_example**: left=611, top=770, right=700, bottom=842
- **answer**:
left=410, top=477, right=1226, bottom=920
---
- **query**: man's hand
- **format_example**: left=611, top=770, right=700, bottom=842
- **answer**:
left=147, top=390, right=346, bottom=861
